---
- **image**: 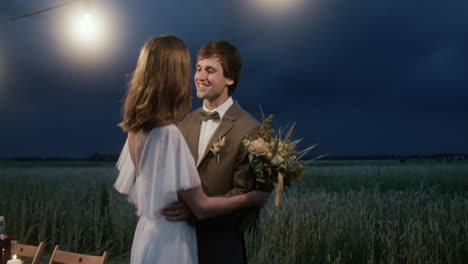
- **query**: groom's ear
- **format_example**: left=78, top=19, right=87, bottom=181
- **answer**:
left=226, top=78, right=234, bottom=86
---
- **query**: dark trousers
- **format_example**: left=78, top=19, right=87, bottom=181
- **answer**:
left=196, top=223, right=247, bottom=264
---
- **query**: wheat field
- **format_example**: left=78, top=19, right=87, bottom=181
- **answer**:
left=0, top=160, right=467, bottom=263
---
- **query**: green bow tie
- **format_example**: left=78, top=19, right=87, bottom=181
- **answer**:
left=199, top=110, right=220, bottom=122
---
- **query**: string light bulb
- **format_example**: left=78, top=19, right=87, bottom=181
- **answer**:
left=71, top=0, right=102, bottom=44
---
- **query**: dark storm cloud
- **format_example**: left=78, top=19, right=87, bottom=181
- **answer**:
left=0, top=0, right=467, bottom=157
left=235, top=0, right=468, bottom=112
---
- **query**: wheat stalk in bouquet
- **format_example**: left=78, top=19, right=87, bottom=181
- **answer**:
left=243, top=114, right=315, bottom=205
left=241, top=111, right=317, bottom=229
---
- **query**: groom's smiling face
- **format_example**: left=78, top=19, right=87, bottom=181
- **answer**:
left=195, top=57, right=234, bottom=103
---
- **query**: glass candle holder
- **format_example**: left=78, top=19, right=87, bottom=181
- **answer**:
left=9, top=241, right=16, bottom=258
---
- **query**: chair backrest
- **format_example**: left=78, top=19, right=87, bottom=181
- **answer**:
left=48, top=245, right=109, bottom=264
left=12, top=241, right=46, bottom=264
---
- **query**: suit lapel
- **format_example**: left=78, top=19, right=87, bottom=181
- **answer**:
left=197, top=101, right=242, bottom=167
left=185, top=110, right=202, bottom=163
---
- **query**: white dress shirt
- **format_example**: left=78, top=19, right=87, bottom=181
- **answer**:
left=197, top=97, right=234, bottom=166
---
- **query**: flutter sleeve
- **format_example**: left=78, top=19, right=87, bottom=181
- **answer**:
left=114, top=139, right=136, bottom=193
left=136, top=125, right=201, bottom=219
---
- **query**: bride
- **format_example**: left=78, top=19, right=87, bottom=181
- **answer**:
left=113, top=35, right=268, bottom=264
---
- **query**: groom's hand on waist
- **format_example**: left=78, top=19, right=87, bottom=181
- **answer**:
left=161, top=200, right=194, bottom=222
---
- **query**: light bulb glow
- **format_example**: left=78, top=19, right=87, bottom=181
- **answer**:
left=72, top=12, right=101, bottom=43
left=51, top=2, right=122, bottom=66
left=254, top=0, right=303, bottom=13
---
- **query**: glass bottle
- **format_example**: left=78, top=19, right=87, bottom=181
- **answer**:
left=0, top=216, right=11, bottom=264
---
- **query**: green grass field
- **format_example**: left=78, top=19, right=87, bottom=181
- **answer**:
left=1, top=160, right=467, bottom=263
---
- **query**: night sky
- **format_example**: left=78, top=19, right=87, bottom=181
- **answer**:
left=1, top=0, right=467, bottom=158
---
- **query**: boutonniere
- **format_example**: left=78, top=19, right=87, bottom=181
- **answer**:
left=210, top=136, right=226, bottom=165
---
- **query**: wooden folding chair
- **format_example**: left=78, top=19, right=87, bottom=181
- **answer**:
left=48, top=245, right=109, bottom=264
left=12, top=241, right=46, bottom=264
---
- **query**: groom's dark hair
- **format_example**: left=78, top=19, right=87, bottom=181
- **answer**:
left=197, top=41, right=242, bottom=96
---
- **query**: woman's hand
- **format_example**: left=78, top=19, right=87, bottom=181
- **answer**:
left=246, top=191, right=269, bottom=208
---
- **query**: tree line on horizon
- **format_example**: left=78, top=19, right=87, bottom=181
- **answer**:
left=1, top=153, right=467, bottom=162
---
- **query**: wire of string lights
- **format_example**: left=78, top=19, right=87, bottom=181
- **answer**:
left=0, top=0, right=84, bottom=25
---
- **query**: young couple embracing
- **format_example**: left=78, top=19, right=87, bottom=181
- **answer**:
left=114, top=35, right=268, bottom=264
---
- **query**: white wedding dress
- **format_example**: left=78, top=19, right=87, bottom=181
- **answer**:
left=114, top=125, right=201, bottom=264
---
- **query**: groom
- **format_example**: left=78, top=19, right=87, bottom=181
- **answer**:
left=162, top=40, right=260, bottom=264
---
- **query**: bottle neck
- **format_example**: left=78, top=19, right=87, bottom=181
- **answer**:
left=0, top=217, right=5, bottom=237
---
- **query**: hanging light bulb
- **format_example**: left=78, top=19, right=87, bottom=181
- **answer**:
left=55, top=0, right=118, bottom=64
left=71, top=0, right=101, bottom=44
left=250, top=0, right=305, bottom=17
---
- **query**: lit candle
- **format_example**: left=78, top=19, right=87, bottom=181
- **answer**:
left=7, top=255, right=22, bottom=264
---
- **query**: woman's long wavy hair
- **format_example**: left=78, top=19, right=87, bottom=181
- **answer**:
left=119, top=35, right=192, bottom=133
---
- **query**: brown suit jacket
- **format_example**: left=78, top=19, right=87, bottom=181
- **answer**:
left=177, top=101, right=260, bottom=264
